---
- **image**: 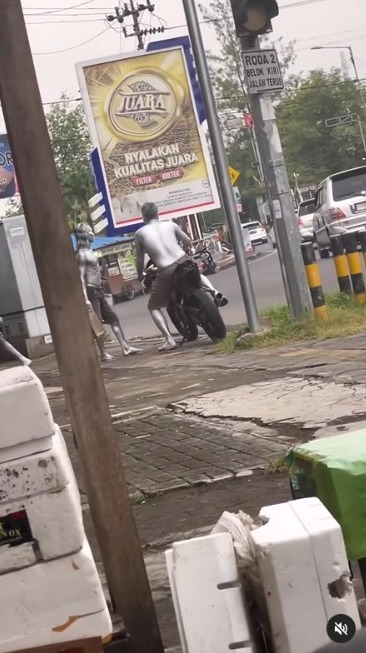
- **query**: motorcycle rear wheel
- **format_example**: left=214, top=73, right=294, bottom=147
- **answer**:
left=167, top=304, right=199, bottom=342
left=188, top=288, right=226, bottom=342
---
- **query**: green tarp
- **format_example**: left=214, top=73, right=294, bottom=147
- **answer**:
left=286, top=429, right=366, bottom=560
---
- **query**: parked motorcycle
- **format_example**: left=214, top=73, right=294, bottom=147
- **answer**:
left=193, top=243, right=218, bottom=275
left=143, top=259, right=226, bottom=343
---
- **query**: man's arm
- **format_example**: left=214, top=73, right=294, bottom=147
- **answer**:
left=174, top=224, right=191, bottom=252
left=135, top=234, right=145, bottom=281
left=76, top=250, right=90, bottom=305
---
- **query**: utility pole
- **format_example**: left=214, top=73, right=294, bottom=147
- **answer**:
left=130, top=0, right=144, bottom=50
left=312, top=45, right=366, bottom=122
left=107, top=1, right=157, bottom=50
left=182, top=0, right=261, bottom=333
left=241, top=36, right=312, bottom=319
left=0, top=3, right=163, bottom=653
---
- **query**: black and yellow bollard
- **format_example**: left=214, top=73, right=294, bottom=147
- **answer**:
left=330, top=235, right=352, bottom=294
left=359, top=231, right=366, bottom=270
left=301, top=242, right=328, bottom=319
left=342, top=233, right=366, bottom=304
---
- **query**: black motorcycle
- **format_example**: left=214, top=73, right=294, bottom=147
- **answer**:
left=193, top=242, right=218, bottom=275
left=143, top=259, right=226, bottom=343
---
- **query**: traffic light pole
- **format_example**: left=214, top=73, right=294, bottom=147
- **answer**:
left=182, top=0, right=261, bottom=333
left=240, top=36, right=312, bottom=319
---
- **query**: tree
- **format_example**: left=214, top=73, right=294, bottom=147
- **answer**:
left=276, top=69, right=366, bottom=184
left=4, top=197, right=22, bottom=217
left=46, top=95, right=96, bottom=228
left=3, top=95, right=96, bottom=226
left=199, top=0, right=297, bottom=218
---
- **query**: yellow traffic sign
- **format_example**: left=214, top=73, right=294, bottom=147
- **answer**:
left=228, top=166, right=240, bottom=186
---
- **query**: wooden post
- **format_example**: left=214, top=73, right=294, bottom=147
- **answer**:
left=0, top=3, right=163, bottom=653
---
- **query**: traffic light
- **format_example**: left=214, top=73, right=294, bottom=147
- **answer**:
left=229, top=0, right=279, bottom=37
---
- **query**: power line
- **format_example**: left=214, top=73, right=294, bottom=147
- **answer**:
left=6, top=74, right=362, bottom=109
left=24, top=0, right=99, bottom=16
left=27, top=18, right=102, bottom=24
left=32, top=26, right=109, bottom=54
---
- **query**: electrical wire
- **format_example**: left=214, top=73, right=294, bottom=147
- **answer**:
left=14, top=74, right=363, bottom=109
left=23, top=4, right=116, bottom=10
left=27, top=18, right=103, bottom=24
left=24, top=0, right=100, bottom=16
left=32, top=26, right=109, bottom=54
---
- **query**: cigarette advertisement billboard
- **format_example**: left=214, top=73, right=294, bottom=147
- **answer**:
left=77, top=46, right=219, bottom=228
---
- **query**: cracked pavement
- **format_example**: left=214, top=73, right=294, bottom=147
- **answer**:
left=29, top=331, right=366, bottom=497
left=6, top=331, right=366, bottom=649
left=174, top=377, right=366, bottom=430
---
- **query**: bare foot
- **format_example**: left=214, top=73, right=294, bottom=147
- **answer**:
left=123, top=346, right=144, bottom=356
left=158, top=340, right=177, bottom=352
left=101, top=352, right=115, bottom=362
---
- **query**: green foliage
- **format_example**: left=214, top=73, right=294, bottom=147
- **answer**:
left=199, top=0, right=366, bottom=196
left=46, top=95, right=95, bottom=228
left=199, top=0, right=296, bottom=214
left=219, top=293, right=366, bottom=353
left=4, top=197, right=23, bottom=218
left=2, top=96, right=96, bottom=224
left=276, top=69, right=366, bottom=184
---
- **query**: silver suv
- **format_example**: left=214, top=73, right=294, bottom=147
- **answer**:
left=313, top=165, right=366, bottom=258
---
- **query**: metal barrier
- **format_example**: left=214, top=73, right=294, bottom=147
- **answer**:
left=360, top=231, right=366, bottom=270
left=330, top=235, right=352, bottom=294
left=301, top=242, right=328, bottom=320
left=342, top=233, right=366, bottom=304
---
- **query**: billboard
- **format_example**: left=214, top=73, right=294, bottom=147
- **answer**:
left=0, top=135, right=16, bottom=199
left=147, top=36, right=205, bottom=125
left=77, top=46, right=219, bottom=228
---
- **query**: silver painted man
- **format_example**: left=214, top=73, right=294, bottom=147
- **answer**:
left=0, top=317, right=31, bottom=365
left=75, top=223, right=142, bottom=361
left=135, top=202, right=227, bottom=352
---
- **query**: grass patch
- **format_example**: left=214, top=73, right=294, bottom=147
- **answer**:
left=264, top=458, right=288, bottom=475
left=220, top=292, right=366, bottom=353
left=130, top=492, right=147, bottom=506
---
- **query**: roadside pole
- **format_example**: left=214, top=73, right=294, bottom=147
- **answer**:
left=182, top=0, right=261, bottom=333
left=0, top=3, right=163, bottom=653
left=241, top=37, right=312, bottom=319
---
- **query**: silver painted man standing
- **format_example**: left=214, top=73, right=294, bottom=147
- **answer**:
left=135, top=202, right=227, bottom=351
left=0, top=317, right=31, bottom=365
left=75, top=223, right=142, bottom=361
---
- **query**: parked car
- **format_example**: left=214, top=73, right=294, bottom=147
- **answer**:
left=297, top=198, right=316, bottom=243
left=267, top=202, right=313, bottom=249
left=241, top=221, right=268, bottom=245
left=313, top=165, right=366, bottom=258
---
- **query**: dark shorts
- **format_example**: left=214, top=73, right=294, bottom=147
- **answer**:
left=148, top=255, right=189, bottom=311
left=87, top=287, right=118, bottom=326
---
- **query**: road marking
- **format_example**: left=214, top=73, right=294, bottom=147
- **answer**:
left=248, top=249, right=277, bottom=265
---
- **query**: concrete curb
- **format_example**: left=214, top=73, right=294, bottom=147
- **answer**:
left=217, top=251, right=260, bottom=270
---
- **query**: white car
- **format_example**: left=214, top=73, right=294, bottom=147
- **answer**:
left=297, top=198, right=316, bottom=243
left=313, top=165, right=366, bottom=258
left=241, top=221, right=268, bottom=245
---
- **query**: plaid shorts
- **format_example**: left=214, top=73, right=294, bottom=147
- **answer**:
left=148, top=255, right=189, bottom=311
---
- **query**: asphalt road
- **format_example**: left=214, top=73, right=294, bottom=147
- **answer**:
left=114, top=243, right=342, bottom=339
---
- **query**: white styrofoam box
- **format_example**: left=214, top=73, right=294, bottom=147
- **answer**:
left=0, top=366, right=54, bottom=457
left=166, top=549, right=188, bottom=653
left=0, top=427, right=78, bottom=504
left=0, top=483, right=84, bottom=573
left=0, top=437, right=53, bottom=466
left=166, top=532, right=254, bottom=653
left=289, top=498, right=360, bottom=624
left=0, top=428, right=84, bottom=571
left=252, top=499, right=360, bottom=653
left=0, top=538, right=112, bottom=653
left=252, top=502, right=326, bottom=653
